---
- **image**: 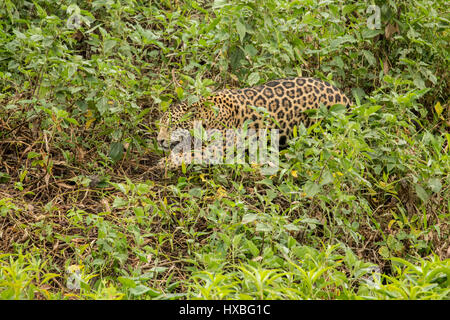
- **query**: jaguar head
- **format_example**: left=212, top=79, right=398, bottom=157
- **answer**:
left=157, top=102, right=195, bottom=152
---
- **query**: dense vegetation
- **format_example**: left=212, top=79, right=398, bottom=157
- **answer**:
left=0, top=0, right=449, bottom=300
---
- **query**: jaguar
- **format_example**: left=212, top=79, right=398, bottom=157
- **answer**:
left=157, top=77, right=351, bottom=167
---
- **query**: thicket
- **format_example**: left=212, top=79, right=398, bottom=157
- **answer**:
left=0, top=0, right=448, bottom=299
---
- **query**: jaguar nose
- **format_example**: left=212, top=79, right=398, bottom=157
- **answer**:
left=157, top=138, right=168, bottom=149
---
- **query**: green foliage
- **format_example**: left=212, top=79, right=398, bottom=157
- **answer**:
left=0, top=0, right=448, bottom=300
left=0, top=252, right=59, bottom=299
left=360, top=255, right=450, bottom=299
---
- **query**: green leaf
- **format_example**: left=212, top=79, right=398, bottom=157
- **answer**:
left=320, top=170, right=334, bottom=186
left=330, top=104, right=347, bottom=114
left=176, top=87, right=184, bottom=99
left=342, top=4, right=358, bottom=14
left=428, top=178, right=442, bottom=193
left=365, top=105, right=382, bottom=117
left=284, top=223, right=300, bottom=232
left=256, top=223, right=272, bottom=232
left=112, top=196, right=128, bottom=208
left=247, top=71, right=260, bottom=86
left=0, top=173, right=10, bottom=184
left=117, top=277, right=136, bottom=288
left=230, top=46, right=244, bottom=71
left=64, top=117, right=80, bottom=126
left=188, top=187, right=203, bottom=198
left=379, top=246, right=390, bottom=259
left=109, top=142, right=124, bottom=162
left=304, top=181, right=320, bottom=197
left=129, top=284, right=160, bottom=296
left=242, top=213, right=258, bottom=224
left=415, top=184, right=429, bottom=203
left=236, top=20, right=246, bottom=43
left=246, top=240, right=259, bottom=257
left=363, top=50, right=376, bottom=66
left=104, top=39, right=117, bottom=53
left=27, top=151, right=41, bottom=159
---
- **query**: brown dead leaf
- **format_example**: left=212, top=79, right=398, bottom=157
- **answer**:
left=385, top=23, right=399, bottom=40
left=101, top=198, right=111, bottom=212
left=44, top=172, right=50, bottom=187
left=76, top=146, right=86, bottom=162
left=383, top=56, right=390, bottom=75
left=57, top=182, right=76, bottom=189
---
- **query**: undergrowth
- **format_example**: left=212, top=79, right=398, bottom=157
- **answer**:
left=0, top=0, right=449, bottom=300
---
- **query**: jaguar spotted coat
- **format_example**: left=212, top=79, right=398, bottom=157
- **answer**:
left=157, top=77, right=351, bottom=167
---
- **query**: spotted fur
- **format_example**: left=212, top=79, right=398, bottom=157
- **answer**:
left=157, top=77, right=351, bottom=156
